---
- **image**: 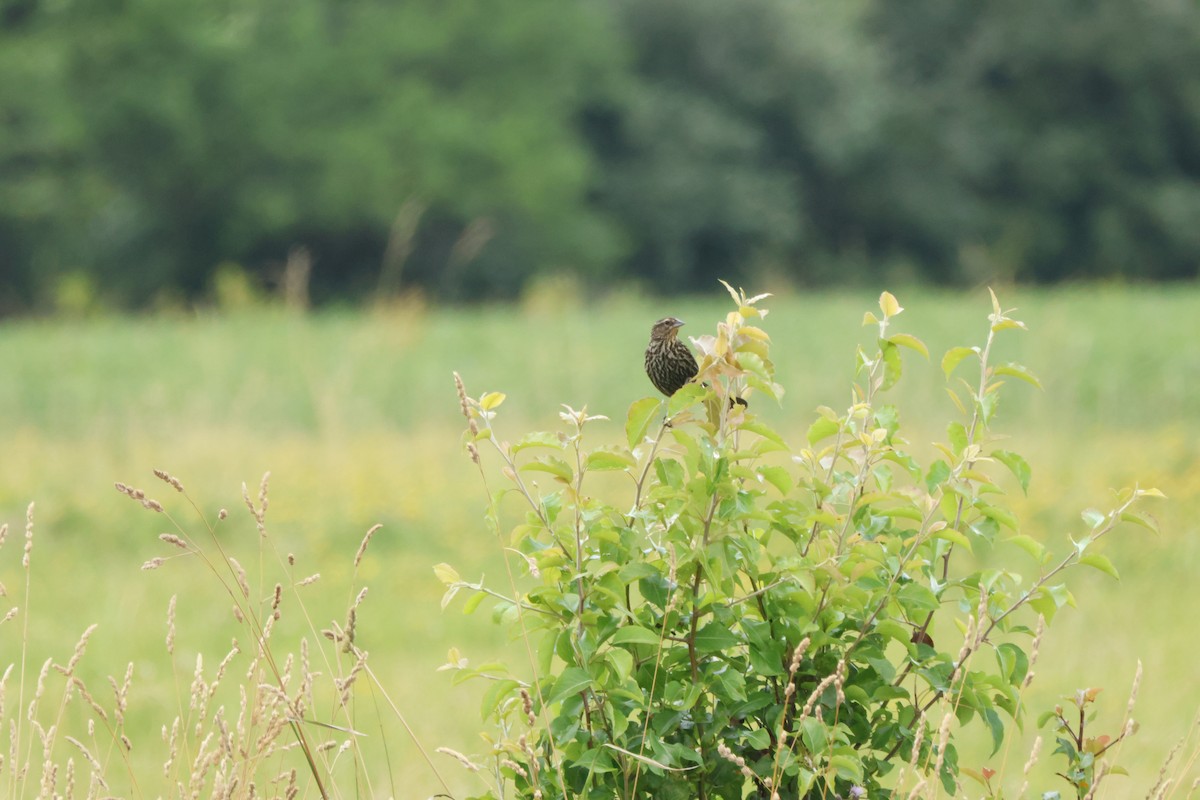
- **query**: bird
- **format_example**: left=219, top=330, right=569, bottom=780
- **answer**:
left=644, top=317, right=699, bottom=397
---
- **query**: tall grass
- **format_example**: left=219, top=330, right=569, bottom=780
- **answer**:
left=0, top=284, right=1198, bottom=796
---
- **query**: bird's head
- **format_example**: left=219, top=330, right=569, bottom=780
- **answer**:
left=649, top=317, right=685, bottom=341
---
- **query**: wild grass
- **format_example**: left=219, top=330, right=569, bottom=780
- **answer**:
left=0, top=284, right=1198, bottom=796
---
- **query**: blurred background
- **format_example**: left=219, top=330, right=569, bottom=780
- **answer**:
left=4, top=0, right=1200, bottom=310
left=2, top=0, right=1200, bottom=797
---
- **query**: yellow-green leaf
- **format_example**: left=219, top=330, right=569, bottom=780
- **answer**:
left=933, top=527, right=972, bottom=551
left=759, top=465, right=793, bottom=495
left=521, top=457, right=573, bottom=482
left=1008, top=534, right=1046, bottom=562
left=879, top=291, right=902, bottom=318
left=942, top=346, right=978, bottom=380
left=433, top=562, right=460, bottom=585
left=667, top=382, right=707, bottom=416
left=888, top=333, right=929, bottom=358
left=993, top=363, right=1042, bottom=389
left=587, top=449, right=636, bottom=471
left=992, top=450, right=1032, bottom=495
left=462, top=590, right=486, bottom=614
left=991, top=318, right=1027, bottom=332
left=625, top=396, right=663, bottom=448
left=807, top=417, right=840, bottom=444
left=1120, top=510, right=1159, bottom=534
left=880, top=340, right=902, bottom=390
left=480, top=391, right=507, bottom=411
left=1080, top=553, right=1120, bottom=580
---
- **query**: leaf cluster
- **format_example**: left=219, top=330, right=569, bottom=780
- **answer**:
left=445, top=286, right=1160, bottom=799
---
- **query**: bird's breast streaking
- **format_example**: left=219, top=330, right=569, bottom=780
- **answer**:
left=644, top=316, right=699, bottom=396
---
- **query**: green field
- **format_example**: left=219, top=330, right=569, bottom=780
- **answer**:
left=1, top=284, right=1198, bottom=798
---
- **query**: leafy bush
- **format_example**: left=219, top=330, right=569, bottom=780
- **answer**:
left=444, top=284, right=1161, bottom=798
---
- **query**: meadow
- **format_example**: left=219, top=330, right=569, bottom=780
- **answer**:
left=1, top=283, right=1198, bottom=798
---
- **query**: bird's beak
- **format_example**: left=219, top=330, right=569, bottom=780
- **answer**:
left=672, top=319, right=685, bottom=329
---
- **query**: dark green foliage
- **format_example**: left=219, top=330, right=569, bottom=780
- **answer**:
left=0, top=0, right=621, bottom=307
left=4, top=0, right=1200, bottom=308
left=446, top=286, right=1159, bottom=798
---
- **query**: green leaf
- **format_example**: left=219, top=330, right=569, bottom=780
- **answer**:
left=546, top=667, right=594, bottom=706
left=807, top=416, right=841, bottom=444
left=942, top=346, right=977, bottom=380
left=668, top=383, right=707, bottom=416
left=800, top=717, right=828, bottom=754
left=888, top=332, right=929, bottom=358
left=978, top=503, right=1019, bottom=531
left=897, top=582, right=940, bottom=614
left=605, top=648, right=634, bottom=683
left=996, top=642, right=1030, bottom=687
left=462, top=590, right=486, bottom=615
left=881, top=340, right=902, bottom=390
left=1120, top=509, right=1159, bottom=534
left=830, top=754, right=864, bottom=783
left=933, top=527, right=972, bottom=552
left=1080, top=553, right=1120, bottom=580
left=512, top=431, right=563, bottom=452
left=693, top=622, right=740, bottom=654
left=571, top=747, right=618, bottom=774
left=609, top=626, right=662, bottom=647
left=947, top=421, right=969, bottom=455
left=875, top=619, right=912, bottom=644
left=626, top=397, right=663, bottom=448
left=586, top=449, right=636, bottom=471
left=983, top=706, right=1005, bottom=756
left=992, top=450, right=1032, bottom=495
left=740, top=420, right=787, bottom=447
left=655, top=457, right=685, bottom=489
left=925, top=460, right=952, bottom=492
left=1008, top=534, right=1047, bottom=562
left=993, top=362, right=1043, bottom=389
left=1081, top=508, right=1106, bottom=529
left=737, top=351, right=771, bottom=381
left=521, top=457, right=573, bottom=482
left=480, top=679, right=520, bottom=720
left=759, top=465, right=793, bottom=495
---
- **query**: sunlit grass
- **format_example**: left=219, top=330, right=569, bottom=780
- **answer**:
left=0, top=284, right=1198, bottom=796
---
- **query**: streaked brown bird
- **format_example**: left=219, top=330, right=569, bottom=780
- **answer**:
left=644, top=316, right=699, bottom=396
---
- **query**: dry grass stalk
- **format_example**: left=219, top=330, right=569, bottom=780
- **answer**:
left=23, top=502, right=35, bottom=568
left=1024, top=614, right=1046, bottom=689
left=70, top=677, right=109, bottom=723
left=55, top=623, right=99, bottom=677
left=1019, top=734, right=1043, bottom=796
left=228, top=557, right=251, bottom=599
left=159, top=533, right=191, bottom=551
left=63, top=736, right=104, bottom=785
left=354, top=524, right=382, bottom=569
left=154, top=468, right=186, bottom=493
left=166, top=595, right=177, bottom=656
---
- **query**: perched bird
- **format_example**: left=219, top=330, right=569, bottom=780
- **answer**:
left=644, top=317, right=699, bottom=397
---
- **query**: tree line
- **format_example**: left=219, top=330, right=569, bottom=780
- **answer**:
left=3, top=0, right=1199, bottom=310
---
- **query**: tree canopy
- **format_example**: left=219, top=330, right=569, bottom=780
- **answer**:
left=3, top=0, right=1199, bottom=309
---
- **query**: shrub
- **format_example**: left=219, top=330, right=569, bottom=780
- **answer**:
left=444, top=283, right=1162, bottom=798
